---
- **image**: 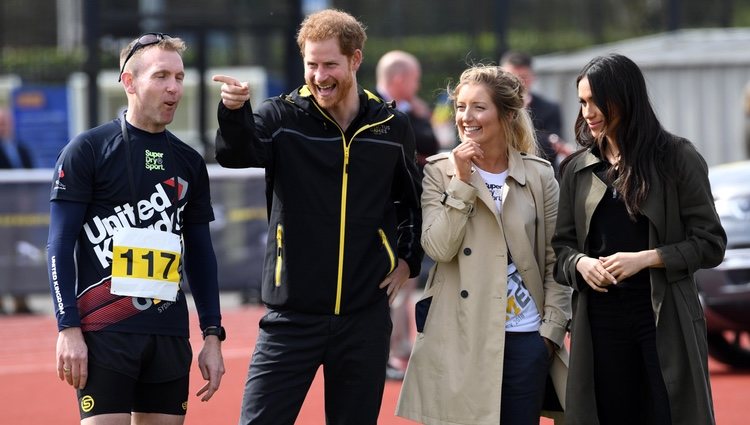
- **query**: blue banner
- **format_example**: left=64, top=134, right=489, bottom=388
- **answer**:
left=12, top=86, right=70, bottom=169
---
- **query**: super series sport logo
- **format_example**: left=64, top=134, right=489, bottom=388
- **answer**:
left=84, top=178, right=188, bottom=269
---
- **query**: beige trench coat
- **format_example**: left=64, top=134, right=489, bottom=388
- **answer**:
left=397, top=149, right=572, bottom=425
left=552, top=141, right=727, bottom=425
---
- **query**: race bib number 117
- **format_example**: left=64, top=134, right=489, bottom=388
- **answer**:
left=111, top=227, right=181, bottom=301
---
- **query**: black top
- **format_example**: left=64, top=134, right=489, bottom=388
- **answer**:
left=50, top=119, right=216, bottom=335
left=588, top=161, right=650, bottom=290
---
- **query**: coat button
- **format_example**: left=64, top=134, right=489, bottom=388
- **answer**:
left=463, top=247, right=472, bottom=256
left=460, top=290, right=469, bottom=298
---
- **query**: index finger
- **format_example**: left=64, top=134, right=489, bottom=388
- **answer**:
left=198, top=380, right=219, bottom=402
left=196, top=382, right=210, bottom=399
left=212, top=74, right=241, bottom=86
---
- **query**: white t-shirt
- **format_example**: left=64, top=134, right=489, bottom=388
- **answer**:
left=475, top=166, right=541, bottom=332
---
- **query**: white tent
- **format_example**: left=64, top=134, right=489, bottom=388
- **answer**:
left=533, top=28, right=750, bottom=166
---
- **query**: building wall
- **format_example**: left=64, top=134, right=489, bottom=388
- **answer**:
left=533, top=29, right=750, bottom=166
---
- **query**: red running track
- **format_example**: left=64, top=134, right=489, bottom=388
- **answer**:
left=0, top=304, right=747, bottom=424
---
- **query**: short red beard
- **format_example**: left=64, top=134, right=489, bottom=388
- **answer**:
left=309, top=66, right=354, bottom=110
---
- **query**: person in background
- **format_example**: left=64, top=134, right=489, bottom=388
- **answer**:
left=552, top=53, right=726, bottom=425
left=47, top=33, right=224, bottom=424
left=0, top=106, right=35, bottom=315
left=501, top=50, right=571, bottom=176
left=375, top=49, right=439, bottom=380
left=0, top=107, right=34, bottom=170
left=376, top=50, right=439, bottom=169
left=397, top=64, right=570, bottom=425
left=213, top=9, right=423, bottom=425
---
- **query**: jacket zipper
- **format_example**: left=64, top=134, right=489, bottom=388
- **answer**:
left=311, top=101, right=394, bottom=314
left=275, top=224, right=283, bottom=287
left=378, top=228, right=396, bottom=274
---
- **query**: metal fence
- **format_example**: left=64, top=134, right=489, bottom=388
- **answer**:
left=0, top=166, right=268, bottom=297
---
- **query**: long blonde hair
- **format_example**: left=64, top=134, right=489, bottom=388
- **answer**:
left=449, top=64, right=538, bottom=155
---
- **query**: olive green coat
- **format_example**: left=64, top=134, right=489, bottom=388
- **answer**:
left=552, top=140, right=726, bottom=425
left=397, top=149, right=571, bottom=425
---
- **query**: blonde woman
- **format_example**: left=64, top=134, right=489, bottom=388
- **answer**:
left=397, top=65, right=571, bottom=425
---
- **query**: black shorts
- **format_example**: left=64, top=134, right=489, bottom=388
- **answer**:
left=77, top=331, right=192, bottom=419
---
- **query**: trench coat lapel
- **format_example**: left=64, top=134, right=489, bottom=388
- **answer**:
left=469, top=167, right=502, bottom=220
left=572, top=151, right=607, bottom=248
left=500, top=149, right=524, bottom=264
left=501, top=150, right=529, bottom=268
left=502, top=150, right=546, bottom=310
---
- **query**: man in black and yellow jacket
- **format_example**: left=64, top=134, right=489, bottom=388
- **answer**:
left=212, top=9, right=423, bottom=425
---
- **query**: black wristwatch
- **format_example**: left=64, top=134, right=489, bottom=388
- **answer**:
left=202, top=326, right=226, bottom=341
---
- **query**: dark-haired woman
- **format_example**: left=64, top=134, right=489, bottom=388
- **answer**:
left=552, top=53, right=726, bottom=425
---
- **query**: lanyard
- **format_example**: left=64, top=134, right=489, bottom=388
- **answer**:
left=119, top=110, right=179, bottom=231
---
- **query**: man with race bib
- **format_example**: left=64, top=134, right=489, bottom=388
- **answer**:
left=46, top=33, right=225, bottom=425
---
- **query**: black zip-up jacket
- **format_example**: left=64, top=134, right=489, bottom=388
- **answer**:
left=216, top=85, right=423, bottom=315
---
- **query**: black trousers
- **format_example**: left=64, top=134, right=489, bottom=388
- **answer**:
left=238, top=298, right=391, bottom=425
left=500, top=331, right=551, bottom=425
left=588, top=287, right=672, bottom=425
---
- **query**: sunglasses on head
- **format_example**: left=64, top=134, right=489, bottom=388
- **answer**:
left=118, top=32, right=170, bottom=82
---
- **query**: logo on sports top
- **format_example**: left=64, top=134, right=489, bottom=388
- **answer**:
left=53, top=164, right=67, bottom=191
left=80, top=395, right=95, bottom=413
left=145, top=150, right=165, bottom=171
left=83, top=178, right=188, bottom=269
left=370, top=124, right=391, bottom=135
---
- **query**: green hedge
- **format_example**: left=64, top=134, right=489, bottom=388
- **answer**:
left=1, top=29, right=594, bottom=94
left=1, top=48, right=86, bottom=83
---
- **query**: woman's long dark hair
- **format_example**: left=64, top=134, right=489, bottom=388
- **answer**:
left=562, top=53, right=675, bottom=217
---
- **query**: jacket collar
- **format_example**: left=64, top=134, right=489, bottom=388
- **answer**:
left=571, top=148, right=603, bottom=174
left=443, top=147, right=528, bottom=186
left=507, top=148, right=527, bottom=186
left=292, top=85, right=391, bottom=122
